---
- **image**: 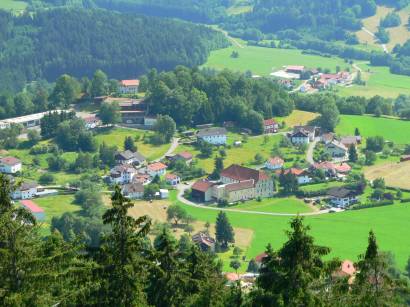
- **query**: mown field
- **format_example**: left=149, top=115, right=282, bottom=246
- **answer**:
left=229, top=197, right=314, bottom=214
left=177, top=194, right=410, bottom=271
left=204, top=46, right=351, bottom=76
left=336, top=115, right=410, bottom=145
left=365, top=160, right=410, bottom=190
left=276, top=110, right=319, bottom=129
left=0, top=0, right=27, bottom=11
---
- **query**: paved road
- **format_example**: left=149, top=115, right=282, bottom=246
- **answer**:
left=362, top=27, right=389, bottom=53
left=154, top=137, right=180, bottom=162
left=176, top=183, right=339, bottom=217
left=306, top=139, right=318, bottom=166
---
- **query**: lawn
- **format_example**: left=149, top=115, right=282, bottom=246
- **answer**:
left=336, top=115, right=410, bottom=144
left=337, top=63, right=410, bottom=98
left=0, top=0, right=27, bottom=12
left=204, top=45, right=351, bottom=76
left=299, top=181, right=345, bottom=192
left=175, top=191, right=410, bottom=271
left=276, top=110, right=319, bottom=130
left=94, top=127, right=169, bottom=161
left=229, top=197, right=314, bottom=214
left=34, top=194, right=80, bottom=235
left=176, top=133, right=306, bottom=173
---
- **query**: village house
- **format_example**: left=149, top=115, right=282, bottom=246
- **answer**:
left=321, top=133, right=335, bottom=144
left=20, top=200, right=45, bottom=221
left=332, top=260, right=356, bottom=284
left=165, top=173, right=181, bottom=186
left=265, top=157, right=284, bottom=170
left=118, top=79, right=139, bottom=94
left=0, top=157, right=22, bottom=174
left=277, top=168, right=311, bottom=185
left=325, top=141, right=348, bottom=158
left=214, top=180, right=256, bottom=203
left=290, top=126, right=317, bottom=145
left=197, top=127, right=227, bottom=145
left=192, top=232, right=216, bottom=252
left=11, top=182, right=38, bottom=200
left=312, top=161, right=351, bottom=177
left=285, top=65, right=305, bottom=76
left=263, top=118, right=279, bottom=134
left=147, top=162, right=167, bottom=178
left=110, top=165, right=137, bottom=184
left=115, top=150, right=146, bottom=166
left=327, top=187, right=359, bottom=208
left=340, top=136, right=361, bottom=148
left=132, top=173, right=151, bottom=185
left=169, top=151, right=193, bottom=164
left=191, top=180, right=215, bottom=202
left=101, top=97, right=147, bottom=125
left=121, top=182, right=144, bottom=200
left=82, top=114, right=101, bottom=129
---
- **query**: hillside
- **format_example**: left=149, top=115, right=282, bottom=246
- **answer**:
left=0, top=8, right=228, bottom=92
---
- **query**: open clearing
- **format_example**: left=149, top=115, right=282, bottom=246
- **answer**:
left=94, top=127, right=169, bottom=161
left=276, top=110, right=319, bottom=129
left=356, top=6, right=410, bottom=52
left=364, top=160, right=410, bottom=190
left=336, top=115, right=410, bottom=144
left=229, top=197, right=314, bottom=214
left=129, top=199, right=254, bottom=248
left=204, top=46, right=351, bottom=76
left=0, top=0, right=27, bottom=12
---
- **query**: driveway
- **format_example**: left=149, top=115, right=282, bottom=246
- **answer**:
left=154, top=137, right=180, bottom=162
left=306, top=139, right=318, bottom=165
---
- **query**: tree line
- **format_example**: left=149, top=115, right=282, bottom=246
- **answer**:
left=0, top=8, right=228, bottom=92
left=1, top=174, right=410, bottom=306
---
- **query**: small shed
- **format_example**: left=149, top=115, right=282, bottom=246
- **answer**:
left=20, top=200, right=45, bottom=221
left=160, top=189, right=169, bottom=199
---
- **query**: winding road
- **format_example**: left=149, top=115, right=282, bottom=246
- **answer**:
left=176, top=183, right=338, bottom=217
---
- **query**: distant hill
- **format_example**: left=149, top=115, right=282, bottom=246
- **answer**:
left=0, top=8, right=228, bottom=92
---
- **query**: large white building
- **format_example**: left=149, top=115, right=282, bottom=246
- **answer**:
left=327, top=187, right=358, bottom=208
left=0, top=110, right=62, bottom=130
left=12, top=182, right=38, bottom=200
left=110, top=165, right=137, bottom=184
left=0, top=157, right=22, bottom=174
left=147, top=162, right=167, bottom=178
left=197, top=127, right=227, bottom=145
left=119, top=79, right=140, bottom=94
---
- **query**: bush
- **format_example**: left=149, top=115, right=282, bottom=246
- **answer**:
left=351, top=200, right=394, bottom=210
left=39, top=173, right=55, bottom=185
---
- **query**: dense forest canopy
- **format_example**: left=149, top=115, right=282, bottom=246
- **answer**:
left=0, top=8, right=228, bottom=92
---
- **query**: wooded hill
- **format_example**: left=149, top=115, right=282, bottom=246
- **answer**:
left=0, top=8, right=228, bottom=92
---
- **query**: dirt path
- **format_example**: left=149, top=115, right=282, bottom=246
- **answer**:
left=362, top=26, right=389, bottom=53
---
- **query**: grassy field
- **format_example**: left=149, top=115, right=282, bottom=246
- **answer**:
left=356, top=6, right=410, bottom=52
left=174, top=192, right=410, bottom=271
left=300, top=181, right=345, bottom=192
left=227, top=0, right=253, bottom=15
left=229, top=197, right=314, bottom=214
left=276, top=110, right=319, bottom=129
left=204, top=46, right=351, bottom=76
left=0, top=0, right=27, bottom=12
left=336, top=115, right=410, bottom=144
left=176, top=132, right=306, bottom=173
left=94, top=127, right=169, bottom=161
left=337, top=63, right=410, bottom=98
left=34, top=194, right=80, bottom=235
left=364, top=160, right=410, bottom=190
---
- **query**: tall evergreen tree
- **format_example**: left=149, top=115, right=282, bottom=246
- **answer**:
left=348, top=144, right=358, bottom=162
left=215, top=211, right=235, bottom=249
left=124, top=136, right=137, bottom=152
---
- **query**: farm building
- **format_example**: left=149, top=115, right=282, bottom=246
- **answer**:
left=118, top=79, right=139, bottom=94
left=197, top=127, right=227, bottom=145
left=0, top=156, right=22, bottom=174
left=20, top=200, right=45, bottom=221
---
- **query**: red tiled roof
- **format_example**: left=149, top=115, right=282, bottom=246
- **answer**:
left=221, top=164, right=269, bottom=183
left=334, top=163, right=352, bottom=173
left=267, top=157, right=284, bottom=165
left=313, top=161, right=335, bottom=170
left=333, top=260, right=356, bottom=278
left=255, top=252, right=267, bottom=263
left=177, top=151, right=193, bottom=160
left=0, top=156, right=21, bottom=166
left=192, top=180, right=214, bottom=193
left=120, top=79, right=140, bottom=87
left=263, top=118, right=277, bottom=126
left=165, top=173, right=179, bottom=180
left=286, top=65, right=305, bottom=71
left=20, top=200, right=44, bottom=213
left=277, top=168, right=305, bottom=176
left=148, top=162, right=167, bottom=171
left=225, top=272, right=240, bottom=282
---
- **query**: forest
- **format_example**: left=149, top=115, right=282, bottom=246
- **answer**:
left=0, top=8, right=228, bottom=92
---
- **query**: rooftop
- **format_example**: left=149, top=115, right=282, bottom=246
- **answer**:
left=148, top=162, right=167, bottom=172
left=197, top=127, right=227, bottom=138
left=221, top=164, right=269, bottom=183
left=120, top=79, right=140, bottom=87
left=267, top=157, right=284, bottom=165
left=327, top=187, right=357, bottom=198
left=0, top=156, right=21, bottom=166
left=192, top=180, right=214, bottom=192
left=225, top=180, right=255, bottom=192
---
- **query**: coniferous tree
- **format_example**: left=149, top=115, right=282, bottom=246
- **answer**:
left=215, top=211, right=235, bottom=249
left=349, top=144, right=358, bottom=162
left=124, top=136, right=137, bottom=152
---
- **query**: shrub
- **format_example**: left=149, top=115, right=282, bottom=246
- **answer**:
left=39, top=173, right=55, bottom=185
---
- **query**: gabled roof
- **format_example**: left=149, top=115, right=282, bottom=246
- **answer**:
left=20, top=182, right=38, bottom=191
left=110, top=164, right=137, bottom=175
left=120, top=79, right=139, bottom=87
left=294, top=125, right=316, bottom=134
left=225, top=180, right=255, bottom=192
left=255, top=252, right=268, bottom=263
left=327, top=187, right=357, bottom=198
left=192, top=180, right=214, bottom=193
left=221, top=164, right=269, bottom=183
left=313, top=161, right=336, bottom=170
left=334, top=163, right=352, bottom=173
left=286, top=65, right=305, bottom=71
left=341, top=136, right=361, bottom=146
left=267, top=157, right=284, bottom=165
left=122, top=182, right=144, bottom=193
left=291, top=130, right=309, bottom=138
left=197, top=127, right=227, bottom=138
left=277, top=168, right=306, bottom=176
left=20, top=200, right=44, bottom=213
left=115, top=150, right=146, bottom=162
left=165, top=173, right=179, bottom=180
left=192, top=232, right=215, bottom=247
left=0, top=156, right=21, bottom=166
left=326, top=140, right=347, bottom=151
left=147, top=162, right=167, bottom=172
left=176, top=151, right=193, bottom=160
left=263, top=118, right=277, bottom=126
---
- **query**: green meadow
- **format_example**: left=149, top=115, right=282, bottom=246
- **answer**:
left=229, top=197, right=313, bottom=214
left=0, top=0, right=27, bottom=11
left=336, top=115, right=410, bottom=144
left=176, top=194, right=410, bottom=270
left=204, top=46, right=351, bottom=76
